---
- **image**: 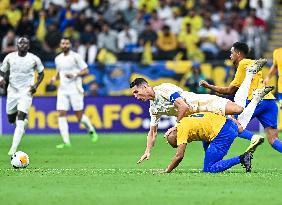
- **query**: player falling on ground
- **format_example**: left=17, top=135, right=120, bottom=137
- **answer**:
left=200, top=42, right=282, bottom=154
left=130, top=58, right=268, bottom=164
left=163, top=85, right=273, bottom=173
left=0, top=37, right=45, bottom=155
left=49, top=37, right=98, bottom=148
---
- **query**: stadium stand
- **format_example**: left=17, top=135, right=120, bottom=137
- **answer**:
left=0, top=0, right=278, bottom=96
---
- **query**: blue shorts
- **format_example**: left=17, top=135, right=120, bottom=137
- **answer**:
left=277, top=93, right=282, bottom=101
left=203, top=119, right=238, bottom=172
left=246, top=99, right=278, bottom=129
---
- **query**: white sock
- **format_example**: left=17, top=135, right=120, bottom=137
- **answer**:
left=80, top=114, right=94, bottom=132
left=234, top=71, right=254, bottom=108
left=237, top=98, right=259, bottom=129
left=10, top=120, right=25, bottom=152
left=58, top=117, right=70, bottom=144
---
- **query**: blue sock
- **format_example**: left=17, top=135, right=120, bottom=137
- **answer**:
left=238, top=130, right=253, bottom=141
left=271, top=139, right=282, bottom=153
left=205, top=156, right=240, bottom=173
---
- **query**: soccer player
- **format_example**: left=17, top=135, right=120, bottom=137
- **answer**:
left=131, top=59, right=267, bottom=164
left=49, top=37, right=98, bottom=148
left=0, top=37, right=45, bottom=155
left=264, top=48, right=282, bottom=99
left=163, top=86, right=273, bottom=173
left=200, top=42, right=282, bottom=153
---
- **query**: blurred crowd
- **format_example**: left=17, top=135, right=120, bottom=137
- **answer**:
left=0, top=0, right=274, bottom=64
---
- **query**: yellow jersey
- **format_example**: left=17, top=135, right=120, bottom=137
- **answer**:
left=229, top=59, right=275, bottom=100
left=176, top=112, right=226, bottom=145
left=273, top=48, right=282, bottom=93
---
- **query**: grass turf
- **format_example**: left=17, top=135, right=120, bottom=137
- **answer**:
left=0, top=133, right=281, bottom=205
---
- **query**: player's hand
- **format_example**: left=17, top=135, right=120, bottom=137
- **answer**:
left=199, top=80, right=209, bottom=88
left=49, top=76, right=56, bottom=85
left=263, top=77, right=270, bottom=85
left=65, top=73, right=77, bottom=79
left=0, top=78, right=6, bottom=87
left=29, top=85, right=37, bottom=95
left=137, top=152, right=150, bottom=164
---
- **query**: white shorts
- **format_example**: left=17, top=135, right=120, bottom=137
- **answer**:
left=182, top=92, right=229, bottom=116
left=6, top=93, right=32, bottom=115
left=56, top=92, right=84, bottom=111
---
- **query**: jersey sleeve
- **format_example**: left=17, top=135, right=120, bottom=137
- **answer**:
left=75, top=53, right=88, bottom=70
left=229, top=63, right=245, bottom=88
left=176, top=124, right=188, bottom=145
left=34, top=55, right=44, bottom=73
left=158, top=84, right=182, bottom=102
left=0, top=54, right=10, bottom=72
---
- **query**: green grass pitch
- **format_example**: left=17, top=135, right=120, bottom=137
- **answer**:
left=0, top=133, right=281, bottom=205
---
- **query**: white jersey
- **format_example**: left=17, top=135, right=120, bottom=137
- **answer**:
left=55, top=50, right=87, bottom=94
left=149, top=83, right=229, bottom=126
left=0, top=52, right=44, bottom=95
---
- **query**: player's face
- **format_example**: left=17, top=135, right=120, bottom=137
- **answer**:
left=230, top=47, right=239, bottom=63
left=60, top=39, right=71, bottom=52
left=17, top=38, right=29, bottom=53
left=131, top=85, right=150, bottom=101
left=165, top=127, right=177, bottom=148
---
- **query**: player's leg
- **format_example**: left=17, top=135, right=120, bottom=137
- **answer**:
left=203, top=120, right=252, bottom=173
left=234, top=58, right=267, bottom=108
left=266, top=127, right=282, bottom=153
left=56, top=92, right=71, bottom=148
left=8, top=112, right=17, bottom=124
left=72, top=93, right=98, bottom=142
left=7, top=94, right=32, bottom=155
left=8, top=111, right=27, bottom=155
left=238, top=86, right=274, bottom=130
left=256, top=99, right=282, bottom=153
left=236, top=87, right=274, bottom=152
left=6, top=95, right=18, bottom=124
left=224, top=101, right=244, bottom=115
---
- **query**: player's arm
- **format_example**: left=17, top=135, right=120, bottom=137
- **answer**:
left=0, top=55, right=10, bottom=87
left=65, top=67, right=89, bottom=79
left=264, top=63, right=278, bottom=85
left=169, top=92, right=193, bottom=122
left=199, top=80, right=238, bottom=95
left=137, top=125, right=158, bottom=164
left=174, top=98, right=193, bottom=122
left=0, top=70, right=5, bottom=87
left=165, top=143, right=187, bottom=173
left=49, top=71, right=60, bottom=84
left=30, top=71, right=44, bottom=95
left=66, top=54, right=89, bottom=79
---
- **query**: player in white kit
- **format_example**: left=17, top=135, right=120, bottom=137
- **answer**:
left=0, top=37, right=45, bottom=155
left=49, top=37, right=98, bottom=148
left=130, top=59, right=271, bottom=163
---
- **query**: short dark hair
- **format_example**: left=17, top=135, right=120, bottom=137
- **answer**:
left=61, top=36, right=71, bottom=41
left=130, top=78, right=148, bottom=88
left=233, top=42, right=249, bottom=56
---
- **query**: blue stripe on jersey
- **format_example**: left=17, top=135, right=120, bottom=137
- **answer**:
left=169, top=92, right=181, bottom=103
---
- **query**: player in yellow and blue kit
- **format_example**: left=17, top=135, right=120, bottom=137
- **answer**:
left=163, top=86, right=273, bottom=173
left=200, top=42, right=282, bottom=154
left=164, top=112, right=252, bottom=173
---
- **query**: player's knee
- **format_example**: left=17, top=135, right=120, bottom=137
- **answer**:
left=8, top=113, right=17, bottom=124
left=58, top=111, right=67, bottom=117
left=8, top=117, right=16, bottom=124
left=266, top=127, right=278, bottom=144
left=235, top=106, right=244, bottom=114
left=17, top=112, right=27, bottom=121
